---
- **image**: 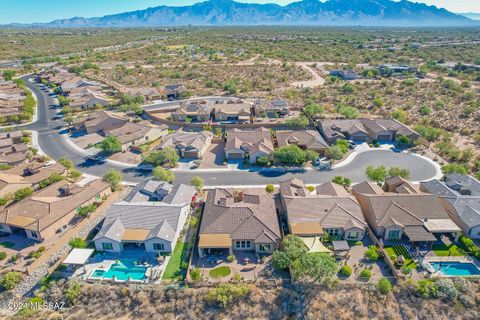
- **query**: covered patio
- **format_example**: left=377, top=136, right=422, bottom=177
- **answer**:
left=198, top=234, right=232, bottom=258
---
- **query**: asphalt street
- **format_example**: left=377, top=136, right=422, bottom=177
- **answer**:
left=18, top=77, right=438, bottom=186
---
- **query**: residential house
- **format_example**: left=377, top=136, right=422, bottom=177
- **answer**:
left=329, top=70, right=358, bottom=80
left=318, top=119, right=419, bottom=144
left=276, top=130, right=329, bottom=155
left=69, top=90, right=113, bottom=110
left=158, top=130, right=213, bottom=159
left=0, top=180, right=111, bottom=241
left=126, top=87, right=161, bottom=101
left=0, top=132, right=29, bottom=167
left=225, top=127, right=274, bottom=164
left=80, top=110, right=129, bottom=134
left=213, top=101, right=251, bottom=123
left=197, top=188, right=281, bottom=258
left=106, top=122, right=166, bottom=152
left=161, top=84, right=184, bottom=100
left=280, top=179, right=367, bottom=240
left=352, top=177, right=461, bottom=245
left=254, top=99, right=289, bottom=118
left=421, top=174, right=480, bottom=239
left=60, top=79, right=101, bottom=96
left=94, top=181, right=194, bottom=253
left=171, top=100, right=211, bottom=122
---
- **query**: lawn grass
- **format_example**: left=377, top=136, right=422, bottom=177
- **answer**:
left=163, top=242, right=190, bottom=280
left=209, top=266, right=232, bottom=278
left=0, top=242, right=15, bottom=248
left=431, top=243, right=468, bottom=257
left=384, top=245, right=416, bottom=269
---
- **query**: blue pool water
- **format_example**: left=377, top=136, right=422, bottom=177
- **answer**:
left=91, top=259, right=148, bottom=281
left=430, top=261, right=480, bottom=276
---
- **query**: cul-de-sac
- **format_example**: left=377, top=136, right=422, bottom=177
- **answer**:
left=0, top=1, right=479, bottom=319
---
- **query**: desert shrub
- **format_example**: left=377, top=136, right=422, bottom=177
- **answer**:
left=265, top=184, right=275, bottom=193
left=306, top=186, right=315, bottom=192
left=190, top=268, right=202, bottom=281
left=435, top=278, right=458, bottom=301
left=364, top=245, right=380, bottom=261
left=65, top=281, right=82, bottom=304
left=415, top=279, right=437, bottom=298
left=0, top=271, right=22, bottom=290
left=14, top=187, right=34, bottom=202
left=207, top=283, right=250, bottom=308
left=360, top=269, right=372, bottom=280
left=339, top=265, right=352, bottom=277
left=69, top=238, right=86, bottom=248
left=227, top=254, right=236, bottom=262
left=0, top=252, right=6, bottom=260
left=378, top=278, right=392, bottom=294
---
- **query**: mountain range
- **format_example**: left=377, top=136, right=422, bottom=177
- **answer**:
left=8, top=0, right=478, bottom=28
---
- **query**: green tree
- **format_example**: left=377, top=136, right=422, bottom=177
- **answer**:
left=144, top=147, right=180, bottom=167
left=0, top=271, right=22, bottom=290
left=335, top=140, right=349, bottom=153
left=366, top=166, right=388, bottom=184
left=14, top=187, right=34, bottom=202
left=99, top=136, right=122, bottom=154
left=337, top=105, right=359, bottom=119
left=58, top=157, right=74, bottom=170
left=442, top=163, right=468, bottom=175
left=3, top=70, right=16, bottom=81
left=103, top=169, right=122, bottom=191
left=331, top=176, right=351, bottom=188
left=325, top=146, right=344, bottom=160
left=39, top=173, right=65, bottom=189
left=190, top=176, right=204, bottom=190
left=388, top=167, right=410, bottom=179
left=274, top=145, right=310, bottom=165
left=285, top=115, right=309, bottom=129
left=256, top=155, right=270, bottom=166
left=69, top=238, right=86, bottom=248
left=152, top=166, right=175, bottom=183
left=272, top=235, right=308, bottom=271
left=303, top=103, right=324, bottom=119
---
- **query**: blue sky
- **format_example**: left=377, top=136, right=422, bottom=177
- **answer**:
left=1, top=0, right=479, bottom=24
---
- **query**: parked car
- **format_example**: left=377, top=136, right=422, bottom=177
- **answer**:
left=137, top=164, right=154, bottom=172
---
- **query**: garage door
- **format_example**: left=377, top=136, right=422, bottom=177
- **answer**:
left=184, top=150, right=198, bottom=158
left=228, top=152, right=243, bottom=160
left=351, top=134, right=368, bottom=141
left=377, top=135, right=391, bottom=141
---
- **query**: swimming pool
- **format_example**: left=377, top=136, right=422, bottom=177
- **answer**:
left=91, top=259, right=148, bottom=281
left=430, top=261, right=480, bottom=276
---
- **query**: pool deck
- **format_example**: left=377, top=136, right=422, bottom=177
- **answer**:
left=423, top=255, right=480, bottom=277
left=70, top=250, right=168, bottom=284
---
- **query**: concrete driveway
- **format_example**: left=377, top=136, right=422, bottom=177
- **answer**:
left=198, top=142, right=226, bottom=169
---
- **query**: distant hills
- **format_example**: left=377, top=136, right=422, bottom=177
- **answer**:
left=7, top=0, right=478, bottom=28
left=460, top=13, right=480, bottom=21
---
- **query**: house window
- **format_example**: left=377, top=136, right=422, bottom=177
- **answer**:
left=347, top=231, right=359, bottom=239
left=102, top=242, right=113, bottom=251
left=235, top=241, right=251, bottom=249
left=259, top=244, right=271, bottom=252
left=153, top=243, right=165, bottom=251
left=30, top=231, right=39, bottom=239
left=327, top=229, right=339, bottom=236
left=388, top=230, right=400, bottom=239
